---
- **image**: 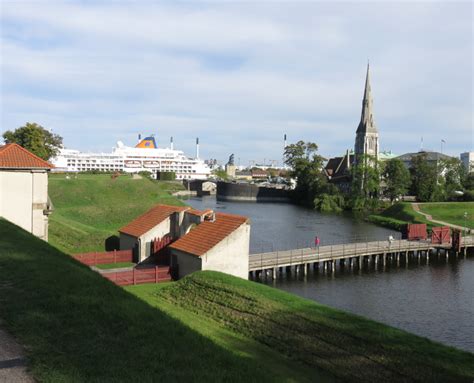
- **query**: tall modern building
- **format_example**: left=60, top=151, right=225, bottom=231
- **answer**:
left=460, top=152, right=474, bottom=173
left=354, top=63, right=379, bottom=162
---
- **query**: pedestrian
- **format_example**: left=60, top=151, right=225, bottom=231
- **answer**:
left=315, top=236, right=320, bottom=247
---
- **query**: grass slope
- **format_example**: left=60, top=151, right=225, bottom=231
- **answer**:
left=48, top=174, right=184, bottom=253
left=368, top=203, right=432, bottom=231
left=418, top=202, right=474, bottom=229
left=128, top=272, right=474, bottom=383
left=0, top=219, right=314, bottom=382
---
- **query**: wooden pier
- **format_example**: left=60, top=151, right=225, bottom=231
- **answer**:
left=249, top=236, right=474, bottom=278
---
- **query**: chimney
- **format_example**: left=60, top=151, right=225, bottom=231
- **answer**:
left=196, top=137, right=200, bottom=159
left=138, top=133, right=142, bottom=143
left=170, top=136, right=174, bottom=150
left=346, top=149, right=350, bottom=169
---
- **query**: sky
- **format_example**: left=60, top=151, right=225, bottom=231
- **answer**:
left=1, top=1, right=472, bottom=166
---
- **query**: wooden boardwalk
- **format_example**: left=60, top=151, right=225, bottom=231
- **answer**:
left=249, top=236, right=474, bottom=276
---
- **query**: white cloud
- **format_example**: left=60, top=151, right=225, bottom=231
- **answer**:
left=1, top=1, right=472, bottom=163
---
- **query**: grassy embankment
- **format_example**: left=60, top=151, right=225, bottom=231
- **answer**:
left=369, top=202, right=474, bottom=231
left=48, top=173, right=184, bottom=253
left=368, top=202, right=431, bottom=231
left=0, top=219, right=316, bottom=382
left=1, top=219, right=473, bottom=382
left=418, top=202, right=474, bottom=229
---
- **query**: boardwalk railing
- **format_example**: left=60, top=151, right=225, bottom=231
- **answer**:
left=73, top=250, right=133, bottom=266
left=249, top=236, right=474, bottom=272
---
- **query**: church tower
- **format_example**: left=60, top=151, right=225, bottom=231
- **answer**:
left=354, top=63, right=379, bottom=162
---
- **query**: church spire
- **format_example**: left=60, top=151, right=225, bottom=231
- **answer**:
left=357, top=62, right=377, bottom=134
left=354, top=63, right=379, bottom=161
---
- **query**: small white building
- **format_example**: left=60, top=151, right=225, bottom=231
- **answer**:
left=118, top=205, right=190, bottom=263
left=169, top=212, right=250, bottom=279
left=0, top=143, right=54, bottom=240
left=118, top=204, right=250, bottom=279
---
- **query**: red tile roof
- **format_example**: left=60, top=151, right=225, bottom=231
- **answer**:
left=0, top=143, right=54, bottom=169
left=186, top=208, right=213, bottom=217
left=169, top=212, right=249, bottom=257
left=119, top=204, right=190, bottom=237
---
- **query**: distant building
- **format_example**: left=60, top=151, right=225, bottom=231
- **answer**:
left=354, top=63, right=379, bottom=163
left=378, top=150, right=398, bottom=161
left=325, top=64, right=380, bottom=191
left=460, top=152, right=473, bottom=173
left=0, top=143, right=54, bottom=240
left=396, top=151, right=453, bottom=169
left=119, top=204, right=250, bottom=279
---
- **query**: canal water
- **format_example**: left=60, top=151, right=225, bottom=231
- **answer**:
left=187, top=196, right=474, bottom=353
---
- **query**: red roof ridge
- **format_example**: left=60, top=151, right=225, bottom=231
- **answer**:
left=169, top=211, right=249, bottom=256
left=119, top=204, right=190, bottom=237
left=0, top=143, right=54, bottom=169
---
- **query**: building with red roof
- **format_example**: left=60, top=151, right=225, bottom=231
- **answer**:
left=0, top=143, right=54, bottom=240
left=118, top=204, right=250, bottom=278
left=169, top=212, right=250, bottom=279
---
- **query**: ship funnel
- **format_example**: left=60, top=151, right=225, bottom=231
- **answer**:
left=196, top=137, right=200, bottom=159
left=170, top=136, right=174, bottom=150
left=138, top=133, right=141, bottom=142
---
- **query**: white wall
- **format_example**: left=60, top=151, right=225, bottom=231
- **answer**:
left=0, top=170, right=49, bottom=240
left=138, top=217, right=171, bottom=263
left=201, top=223, right=250, bottom=279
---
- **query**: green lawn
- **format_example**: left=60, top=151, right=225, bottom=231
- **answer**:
left=48, top=173, right=184, bottom=253
left=95, top=262, right=135, bottom=270
left=418, top=202, right=474, bottom=229
left=368, top=202, right=432, bottom=231
left=0, top=219, right=312, bottom=382
left=127, top=272, right=474, bottom=383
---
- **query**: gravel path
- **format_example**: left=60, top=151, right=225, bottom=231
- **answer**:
left=0, top=325, right=34, bottom=383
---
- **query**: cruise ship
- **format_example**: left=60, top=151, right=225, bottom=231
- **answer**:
left=51, top=136, right=211, bottom=180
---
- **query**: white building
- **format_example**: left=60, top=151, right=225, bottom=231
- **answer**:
left=460, top=152, right=474, bottom=173
left=169, top=212, right=250, bottom=279
left=0, top=143, right=53, bottom=240
left=118, top=204, right=250, bottom=279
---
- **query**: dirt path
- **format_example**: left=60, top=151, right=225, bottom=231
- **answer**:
left=412, top=203, right=471, bottom=232
left=0, top=324, right=34, bottom=383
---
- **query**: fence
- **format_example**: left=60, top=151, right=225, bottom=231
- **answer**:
left=101, top=266, right=172, bottom=286
left=73, top=249, right=134, bottom=266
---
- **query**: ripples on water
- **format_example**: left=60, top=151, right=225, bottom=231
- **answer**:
left=187, top=197, right=474, bottom=352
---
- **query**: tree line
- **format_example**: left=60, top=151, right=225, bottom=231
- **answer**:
left=284, top=141, right=473, bottom=212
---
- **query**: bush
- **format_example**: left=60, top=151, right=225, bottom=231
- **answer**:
left=314, top=193, right=344, bottom=213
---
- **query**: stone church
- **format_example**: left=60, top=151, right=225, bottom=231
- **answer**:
left=325, top=64, right=380, bottom=191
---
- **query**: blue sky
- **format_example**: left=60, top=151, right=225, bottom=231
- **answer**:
left=1, top=1, right=472, bottom=166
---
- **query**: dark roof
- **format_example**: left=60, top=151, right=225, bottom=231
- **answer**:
left=396, top=151, right=453, bottom=162
left=324, top=153, right=354, bottom=179
left=0, top=143, right=54, bottom=169
left=119, top=204, right=189, bottom=237
left=169, top=212, right=249, bottom=257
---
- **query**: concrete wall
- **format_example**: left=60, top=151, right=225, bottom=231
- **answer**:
left=216, top=182, right=290, bottom=202
left=171, top=249, right=202, bottom=278
left=138, top=218, right=172, bottom=263
left=0, top=170, right=49, bottom=240
left=201, top=223, right=250, bottom=279
left=119, top=233, right=138, bottom=251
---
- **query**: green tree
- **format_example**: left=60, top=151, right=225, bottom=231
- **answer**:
left=3, top=122, right=63, bottom=160
left=409, top=153, right=438, bottom=201
left=284, top=141, right=327, bottom=205
left=350, top=154, right=382, bottom=209
left=383, top=158, right=410, bottom=203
